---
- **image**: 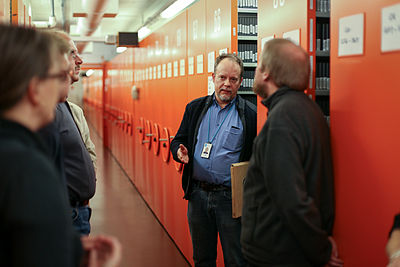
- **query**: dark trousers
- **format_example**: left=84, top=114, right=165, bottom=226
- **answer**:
left=187, top=183, right=246, bottom=267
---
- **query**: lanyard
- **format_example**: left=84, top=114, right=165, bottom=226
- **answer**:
left=207, top=103, right=234, bottom=143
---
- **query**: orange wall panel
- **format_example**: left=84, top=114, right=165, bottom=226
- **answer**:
left=257, top=0, right=309, bottom=132
left=331, top=1, right=400, bottom=266
left=188, top=0, right=208, bottom=101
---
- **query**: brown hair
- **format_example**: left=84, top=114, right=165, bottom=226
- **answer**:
left=260, top=38, right=310, bottom=91
left=0, top=24, right=57, bottom=113
left=214, top=53, right=244, bottom=79
left=48, top=30, right=70, bottom=55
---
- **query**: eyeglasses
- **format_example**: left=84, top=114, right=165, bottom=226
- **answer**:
left=41, top=70, right=70, bottom=82
left=216, top=75, right=240, bottom=84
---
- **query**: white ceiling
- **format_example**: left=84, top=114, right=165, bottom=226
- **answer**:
left=29, top=0, right=176, bottom=40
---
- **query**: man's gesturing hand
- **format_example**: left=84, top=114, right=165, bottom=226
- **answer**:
left=177, top=144, right=189, bottom=164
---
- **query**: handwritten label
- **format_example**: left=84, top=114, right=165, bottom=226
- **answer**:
left=261, top=35, right=275, bottom=51
left=197, top=54, right=204, bottom=74
left=162, top=64, right=166, bottom=78
left=193, top=20, right=198, bottom=40
left=283, top=29, right=300, bottom=46
left=208, top=76, right=215, bottom=95
left=173, top=61, right=178, bottom=77
left=219, top=48, right=228, bottom=55
left=208, top=51, right=215, bottom=73
left=188, top=57, right=194, bottom=75
left=381, top=3, right=400, bottom=52
left=180, top=59, right=185, bottom=76
left=338, top=13, right=364, bottom=56
left=167, top=62, right=172, bottom=78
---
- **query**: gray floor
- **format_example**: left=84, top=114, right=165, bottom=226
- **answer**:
left=89, top=124, right=190, bottom=267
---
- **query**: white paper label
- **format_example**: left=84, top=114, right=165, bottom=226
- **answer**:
left=177, top=29, right=182, bottom=47
left=381, top=3, right=400, bottom=52
left=162, top=64, right=166, bottom=78
left=219, top=48, right=228, bottom=55
left=283, top=29, right=300, bottom=46
left=338, top=13, right=364, bottom=56
left=173, top=61, right=178, bottom=77
left=261, top=35, right=275, bottom=51
left=153, top=66, right=157, bottom=80
left=208, top=76, right=215, bottom=95
left=157, top=65, right=161, bottom=79
left=167, top=62, right=172, bottom=78
left=193, top=20, right=198, bottom=40
left=197, top=54, right=204, bottom=74
left=208, top=51, right=215, bottom=73
left=188, top=57, right=194, bottom=75
left=180, top=59, right=185, bottom=76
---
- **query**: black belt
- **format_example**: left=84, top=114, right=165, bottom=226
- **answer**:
left=193, top=180, right=231, bottom=192
left=70, top=199, right=89, bottom=207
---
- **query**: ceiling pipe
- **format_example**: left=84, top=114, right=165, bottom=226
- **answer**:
left=76, top=0, right=109, bottom=53
left=32, top=0, right=57, bottom=28
left=61, top=0, right=70, bottom=32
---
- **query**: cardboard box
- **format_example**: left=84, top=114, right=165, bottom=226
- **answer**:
left=231, top=161, right=249, bottom=218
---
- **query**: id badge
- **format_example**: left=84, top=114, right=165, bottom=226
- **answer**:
left=201, top=143, right=212, bottom=158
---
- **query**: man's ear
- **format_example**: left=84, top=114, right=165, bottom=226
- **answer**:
left=212, top=72, right=216, bottom=83
left=26, top=77, right=41, bottom=106
left=263, top=69, right=271, bottom=82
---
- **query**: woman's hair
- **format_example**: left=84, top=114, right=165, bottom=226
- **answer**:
left=0, top=24, right=57, bottom=113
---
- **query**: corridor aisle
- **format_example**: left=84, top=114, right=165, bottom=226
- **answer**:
left=88, top=123, right=190, bottom=267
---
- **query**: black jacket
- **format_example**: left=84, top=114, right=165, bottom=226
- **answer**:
left=241, top=87, right=334, bottom=267
left=171, top=94, right=257, bottom=199
left=0, top=118, right=82, bottom=267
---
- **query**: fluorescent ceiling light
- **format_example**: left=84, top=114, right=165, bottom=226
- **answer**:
left=138, top=26, right=151, bottom=39
left=160, top=0, right=196, bottom=19
left=116, top=47, right=127, bottom=53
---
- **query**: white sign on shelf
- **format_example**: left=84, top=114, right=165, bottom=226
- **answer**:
left=188, top=57, right=194, bottom=75
left=145, top=68, right=149, bottom=80
left=180, top=59, right=185, bottom=76
left=197, top=54, right=204, bottom=74
left=153, top=66, right=157, bottom=80
left=157, top=65, right=161, bottom=79
left=283, top=29, right=300, bottom=46
left=167, top=62, right=172, bottom=78
left=149, top=67, right=152, bottom=80
left=219, top=48, right=228, bottom=55
left=208, top=76, right=215, bottom=95
left=162, top=64, right=166, bottom=78
left=193, top=20, right=198, bottom=41
left=208, top=51, right=215, bottom=73
left=338, top=13, right=364, bottom=56
left=261, top=35, right=275, bottom=51
left=177, top=29, right=182, bottom=47
left=173, top=61, right=178, bottom=77
left=381, top=3, right=400, bottom=52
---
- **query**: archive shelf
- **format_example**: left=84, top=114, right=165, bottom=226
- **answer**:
left=237, top=0, right=258, bottom=106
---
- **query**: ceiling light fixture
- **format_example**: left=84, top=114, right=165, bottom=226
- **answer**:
left=138, top=26, right=151, bottom=39
left=116, top=47, right=127, bottom=53
left=160, top=0, right=196, bottom=19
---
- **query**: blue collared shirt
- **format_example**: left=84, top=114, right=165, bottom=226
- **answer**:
left=192, top=96, right=244, bottom=186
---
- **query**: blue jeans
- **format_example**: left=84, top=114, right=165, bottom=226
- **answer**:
left=72, top=205, right=91, bottom=235
left=187, top=184, right=246, bottom=267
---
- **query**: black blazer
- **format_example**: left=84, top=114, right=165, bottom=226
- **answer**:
left=170, top=94, right=257, bottom=199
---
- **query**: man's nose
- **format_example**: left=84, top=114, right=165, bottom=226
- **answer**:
left=76, top=54, right=83, bottom=65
